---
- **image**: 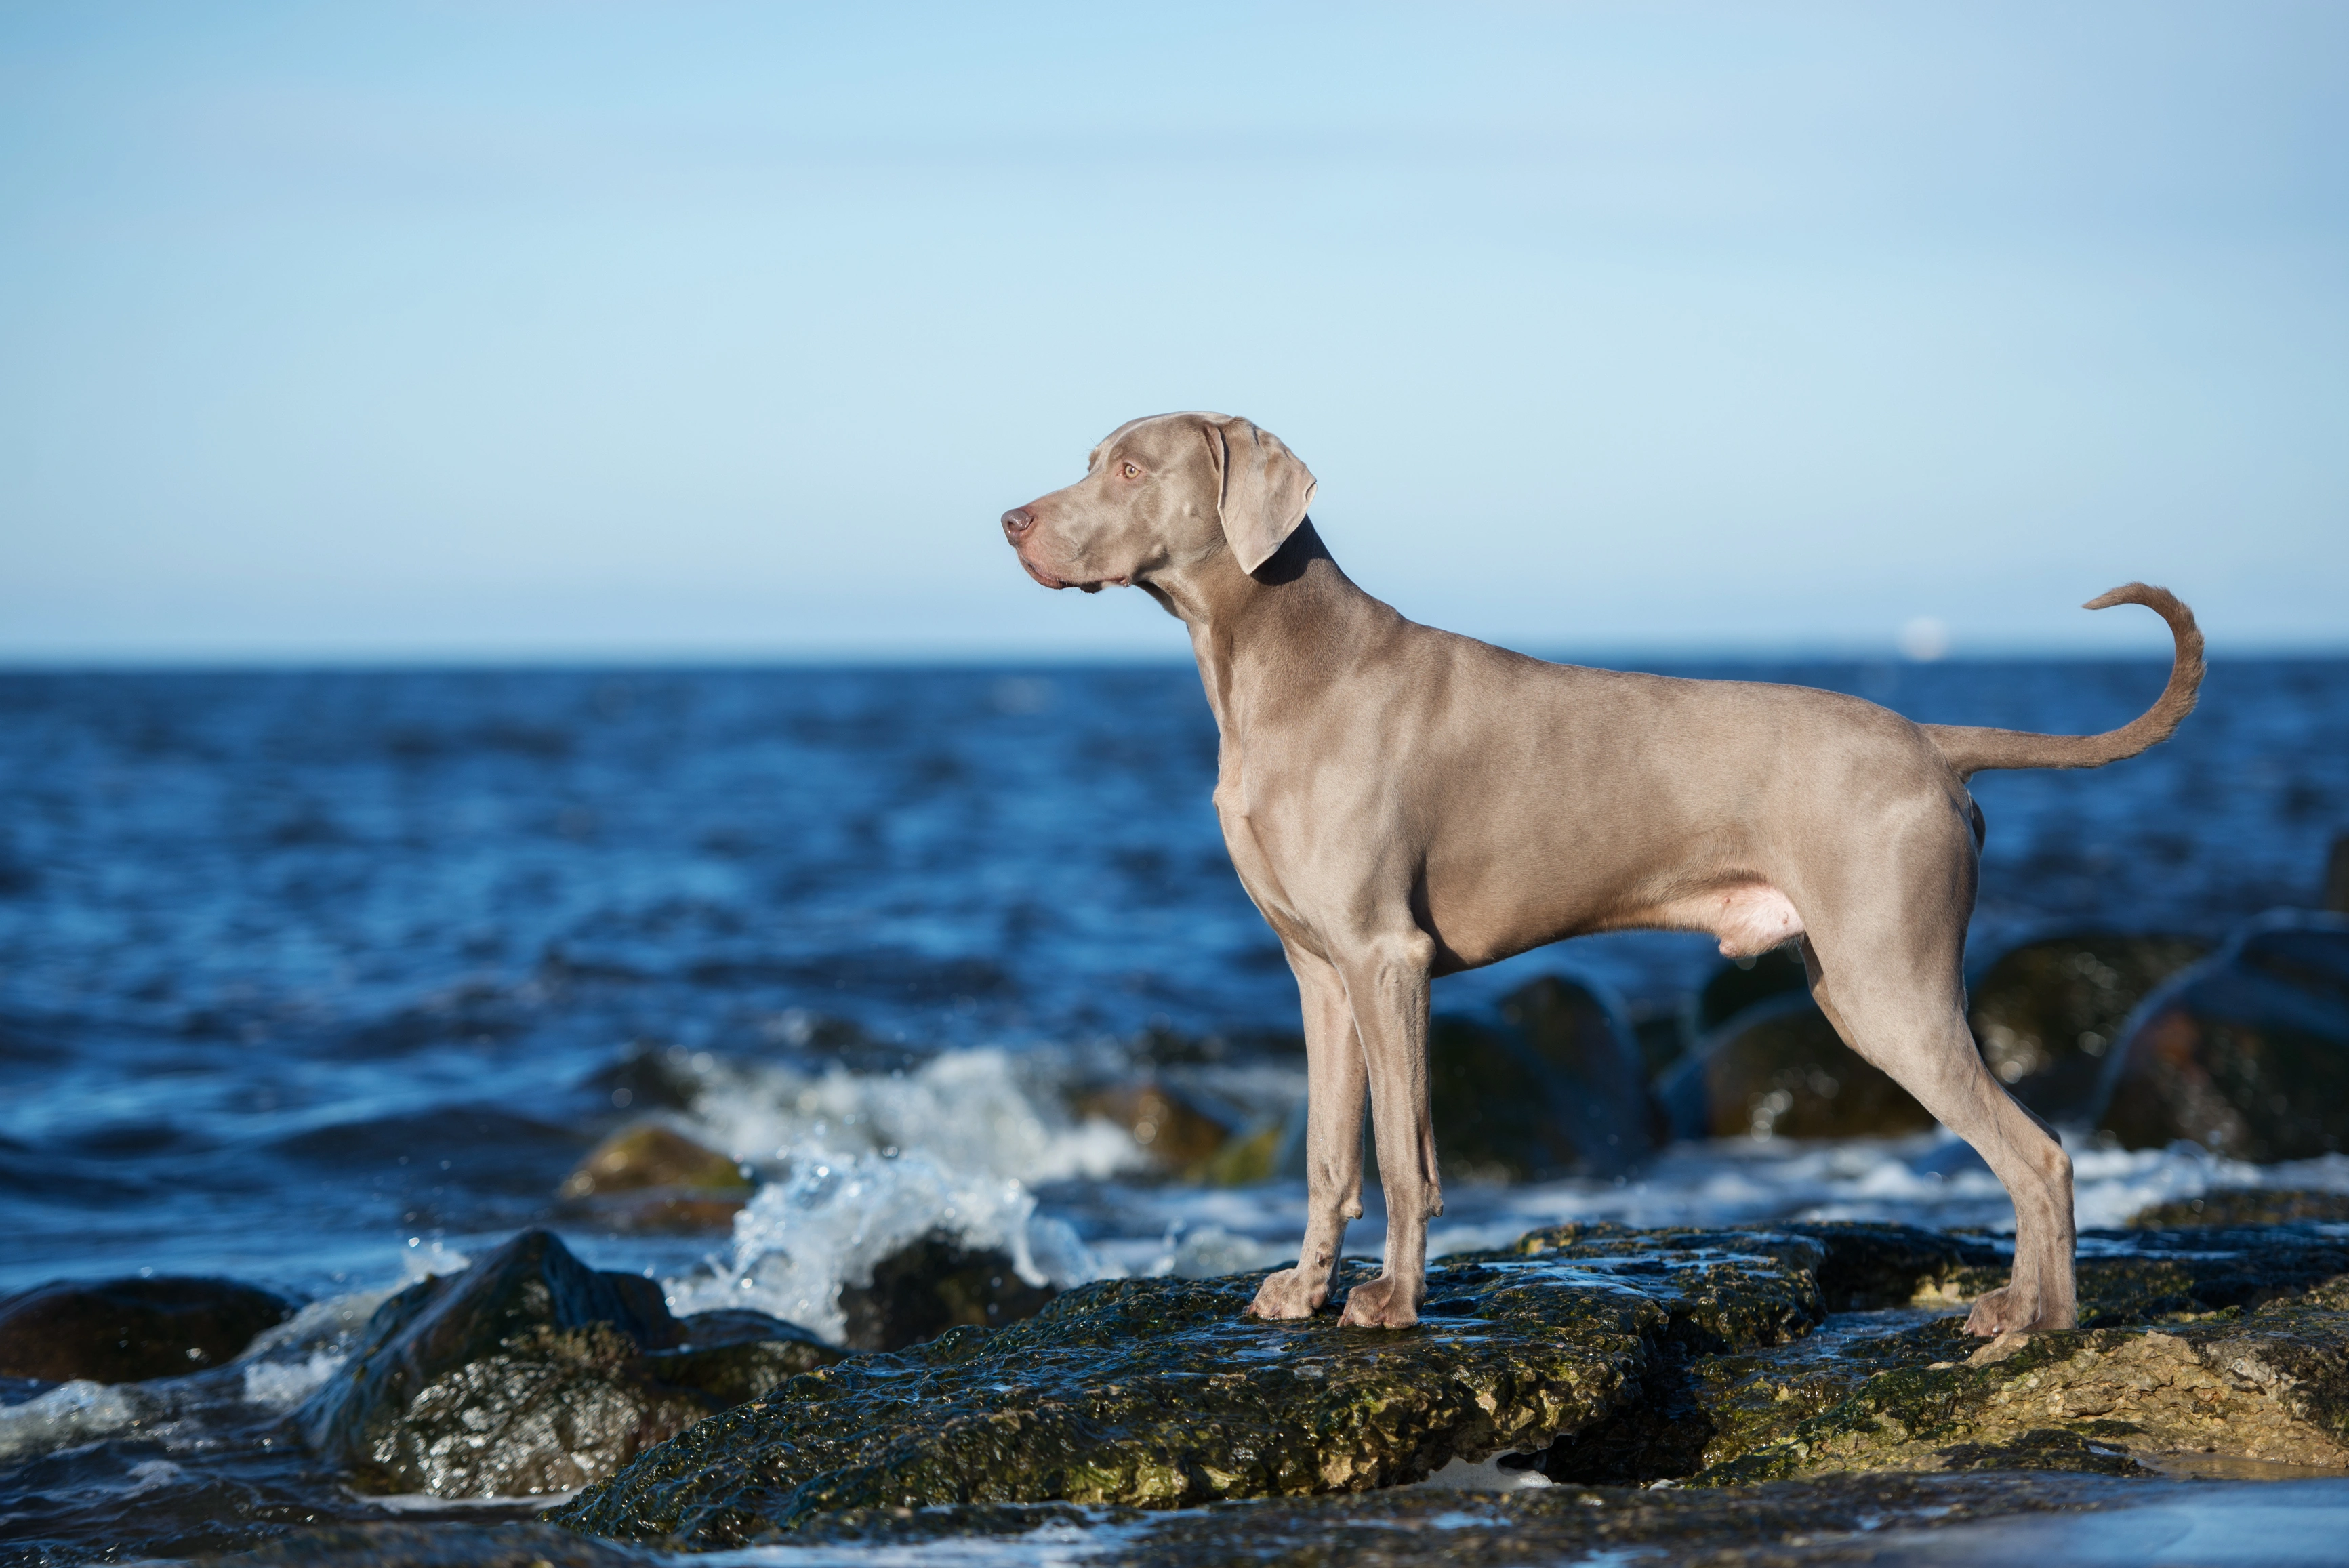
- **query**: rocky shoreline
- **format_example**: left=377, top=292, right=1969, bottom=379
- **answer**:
left=91, top=1202, right=2336, bottom=1565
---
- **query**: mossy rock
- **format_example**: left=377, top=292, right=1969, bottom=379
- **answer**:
left=548, top=1239, right=1822, bottom=1547
left=2127, top=1188, right=2349, bottom=1228
left=1967, top=934, right=2209, bottom=1121
left=544, top=1220, right=2349, bottom=1549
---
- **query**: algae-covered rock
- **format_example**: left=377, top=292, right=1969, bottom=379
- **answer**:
left=544, top=1220, right=2349, bottom=1550
left=1425, top=974, right=1655, bottom=1181
left=1967, top=934, right=2209, bottom=1121
left=556, top=1123, right=752, bottom=1233
left=2127, top=1188, right=2349, bottom=1228
left=1074, top=1080, right=1246, bottom=1176
left=1659, top=995, right=1936, bottom=1140
left=2096, top=914, right=2349, bottom=1160
left=550, top=1238, right=1822, bottom=1547
left=296, top=1229, right=838, bottom=1497
left=836, top=1231, right=1056, bottom=1352
left=0, top=1275, right=292, bottom=1383
left=1692, top=1222, right=2349, bottom=1483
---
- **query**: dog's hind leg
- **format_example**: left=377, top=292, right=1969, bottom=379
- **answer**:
left=1251, top=944, right=1368, bottom=1320
left=1803, top=932, right=2076, bottom=1334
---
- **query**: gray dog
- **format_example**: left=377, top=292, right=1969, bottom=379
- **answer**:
left=1001, top=412, right=2201, bottom=1336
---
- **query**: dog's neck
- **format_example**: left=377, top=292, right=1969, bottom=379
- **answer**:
left=1141, top=520, right=1404, bottom=749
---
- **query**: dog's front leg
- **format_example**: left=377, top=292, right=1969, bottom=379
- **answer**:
left=1251, top=946, right=1366, bottom=1319
left=1336, top=928, right=1439, bottom=1330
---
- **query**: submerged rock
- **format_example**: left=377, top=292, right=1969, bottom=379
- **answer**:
left=1425, top=974, right=1656, bottom=1181
left=1659, top=994, right=1936, bottom=1140
left=837, top=1232, right=1057, bottom=1352
left=0, top=1276, right=292, bottom=1383
left=2096, top=913, right=2349, bottom=1160
left=1966, top=934, right=2210, bottom=1121
left=296, top=1229, right=837, bottom=1498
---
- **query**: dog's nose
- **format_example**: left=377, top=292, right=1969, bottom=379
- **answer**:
left=1000, top=506, right=1036, bottom=539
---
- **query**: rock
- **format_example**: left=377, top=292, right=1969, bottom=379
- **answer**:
left=2096, top=913, right=2349, bottom=1161
left=558, top=1123, right=750, bottom=1199
left=295, top=1229, right=838, bottom=1497
left=556, top=1123, right=752, bottom=1234
left=1691, top=1220, right=2349, bottom=1484
left=546, top=1217, right=2349, bottom=1547
left=1965, top=935, right=2211, bottom=1121
left=1658, top=994, right=1936, bottom=1140
left=1697, top=947, right=1811, bottom=1033
left=583, top=1044, right=703, bottom=1114
left=0, top=1276, right=292, bottom=1383
left=836, top=1231, right=1057, bottom=1353
left=550, top=1235, right=1818, bottom=1547
left=1074, top=1081, right=1244, bottom=1175
left=2126, top=1188, right=2349, bottom=1228
left=1424, top=974, right=1656, bottom=1181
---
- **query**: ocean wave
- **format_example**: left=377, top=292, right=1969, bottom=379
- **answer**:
left=666, top=1148, right=1114, bottom=1344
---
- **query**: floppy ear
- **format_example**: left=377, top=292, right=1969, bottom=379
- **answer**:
left=1205, top=417, right=1317, bottom=575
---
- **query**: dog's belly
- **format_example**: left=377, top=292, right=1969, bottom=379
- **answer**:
left=1656, top=883, right=1805, bottom=959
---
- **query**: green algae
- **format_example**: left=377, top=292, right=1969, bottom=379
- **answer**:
left=550, top=1242, right=1823, bottom=1547
left=540, top=1220, right=2349, bottom=1550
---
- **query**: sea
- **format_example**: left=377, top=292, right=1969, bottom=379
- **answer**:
left=1, top=656, right=2346, bottom=1561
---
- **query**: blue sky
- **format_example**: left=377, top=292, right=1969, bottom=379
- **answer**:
left=2, top=3, right=2342, bottom=661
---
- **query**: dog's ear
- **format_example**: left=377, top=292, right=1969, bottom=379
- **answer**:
left=1204, top=417, right=1316, bottom=575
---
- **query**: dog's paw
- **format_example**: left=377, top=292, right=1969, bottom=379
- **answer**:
left=1337, top=1273, right=1420, bottom=1330
left=1248, top=1267, right=1328, bottom=1321
left=1962, top=1284, right=2075, bottom=1337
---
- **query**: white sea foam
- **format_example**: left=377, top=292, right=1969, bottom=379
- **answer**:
left=687, top=1046, right=1147, bottom=1186
left=235, top=1286, right=396, bottom=1411
left=0, top=1379, right=150, bottom=1461
left=667, top=1147, right=1117, bottom=1343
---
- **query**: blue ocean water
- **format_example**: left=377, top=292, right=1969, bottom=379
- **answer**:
left=1, top=659, right=2344, bottom=1295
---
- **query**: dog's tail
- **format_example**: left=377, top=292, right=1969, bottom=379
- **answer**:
left=1921, top=583, right=2204, bottom=779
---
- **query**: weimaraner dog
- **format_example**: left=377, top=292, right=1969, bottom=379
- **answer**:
left=1000, top=412, right=2202, bottom=1336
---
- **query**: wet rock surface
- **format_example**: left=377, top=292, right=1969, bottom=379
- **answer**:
left=295, top=1229, right=837, bottom=1498
left=550, top=1236, right=1820, bottom=1547
left=544, top=1217, right=2349, bottom=1550
left=207, top=1473, right=2209, bottom=1567
left=0, top=1276, right=293, bottom=1382
left=2127, top=1187, right=2349, bottom=1227
left=1660, top=995, right=1937, bottom=1140
left=2097, top=914, right=2349, bottom=1159
left=1425, top=974, right=1656, bottom=1181
left=1966, top=934, right=2210, bottom=1121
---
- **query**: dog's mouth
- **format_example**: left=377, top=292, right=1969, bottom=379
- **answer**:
left=1019, top=558, right=1126, bottom=594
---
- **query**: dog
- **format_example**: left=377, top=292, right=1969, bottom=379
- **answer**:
left=1001, top=412, right=2201, bottom=1334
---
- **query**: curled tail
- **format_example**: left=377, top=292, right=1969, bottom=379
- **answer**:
left=1923, top=583, right=2204, bottom=779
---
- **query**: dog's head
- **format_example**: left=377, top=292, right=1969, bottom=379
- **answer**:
left=1000, top=413, right=1315, bottom=594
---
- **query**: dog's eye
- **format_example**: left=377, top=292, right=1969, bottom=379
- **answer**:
left=1120, top=462, right=1141, bottom=480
